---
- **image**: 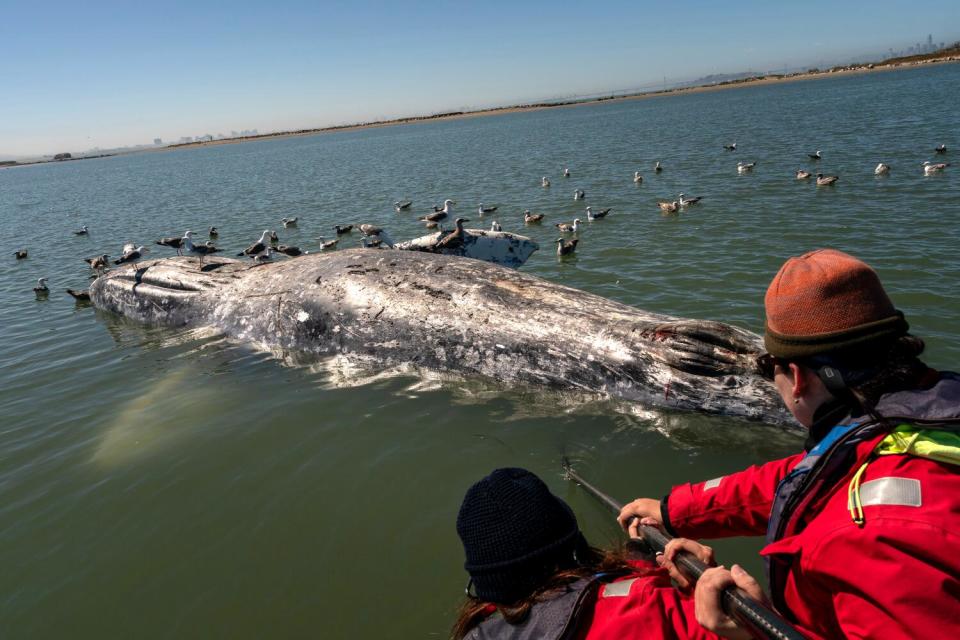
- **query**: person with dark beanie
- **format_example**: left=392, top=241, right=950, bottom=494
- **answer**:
left=452, top=467, right=724, bottom=640
left=617, top=248, right=960, bottom=640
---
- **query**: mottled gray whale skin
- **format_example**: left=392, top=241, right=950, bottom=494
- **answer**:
left=90, top=250, right=792, bottom=425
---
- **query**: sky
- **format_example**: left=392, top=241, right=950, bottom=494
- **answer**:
left=2, top=0, right=958, bottom=157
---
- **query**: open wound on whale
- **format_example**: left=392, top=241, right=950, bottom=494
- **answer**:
left=91, top=366, right=220, bottom=468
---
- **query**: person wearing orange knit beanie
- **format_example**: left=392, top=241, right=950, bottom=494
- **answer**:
left=618, top=248, right=960, bottom=640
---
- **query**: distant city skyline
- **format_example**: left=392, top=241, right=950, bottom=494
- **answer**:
left=2, top=1, right=958, bottom=158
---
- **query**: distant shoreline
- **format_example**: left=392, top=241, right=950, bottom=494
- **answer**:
left=5, top=53, right=958, bottom=168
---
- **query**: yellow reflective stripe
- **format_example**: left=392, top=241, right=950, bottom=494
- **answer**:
left=875, top=424, right=960, bottom=466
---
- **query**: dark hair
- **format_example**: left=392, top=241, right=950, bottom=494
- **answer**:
left=450, top=544, right=644, bottom=640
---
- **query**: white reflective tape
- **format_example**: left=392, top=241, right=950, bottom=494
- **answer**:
left=849, top=477, right=922, bottom=509
left=703, top=477, right=724, bottom=491
left=601, top=578, right=638, bottom=598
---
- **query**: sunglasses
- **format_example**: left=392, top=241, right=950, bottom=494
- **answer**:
left=756, top=353, right=786, bottom=381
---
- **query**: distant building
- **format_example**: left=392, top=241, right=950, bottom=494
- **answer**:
left=53, top=152, right=72, bottom=161
left=153, top=138, right=163, bottom=146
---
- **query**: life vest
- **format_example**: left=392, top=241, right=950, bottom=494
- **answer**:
left=763, top=372, right=960, bottom=614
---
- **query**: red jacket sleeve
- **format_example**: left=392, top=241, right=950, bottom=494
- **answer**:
left=664, top=453, right=805, bottom=538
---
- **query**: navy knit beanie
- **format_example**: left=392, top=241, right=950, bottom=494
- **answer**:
left=456, top=468, right=586, bottom=604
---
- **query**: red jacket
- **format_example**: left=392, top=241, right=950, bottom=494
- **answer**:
left=663, top=375, right=960, bottom=639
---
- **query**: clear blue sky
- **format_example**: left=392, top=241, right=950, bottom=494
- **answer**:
left=2, top=1, right=957, bottom=157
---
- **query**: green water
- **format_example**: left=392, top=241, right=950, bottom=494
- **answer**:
left=1, top=64, right=958, bottom=638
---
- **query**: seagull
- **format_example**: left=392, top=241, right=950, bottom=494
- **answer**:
left=361, top=237, right=384, bottom=249
left=555, top=218, right=581, bottom=233
left=66, top=289, right=91, bottom=301
left=724, top=142, right=737, bottom=151
left=816, top=173, right=839, bottom=186
left=183, top=231, right=221, bottom=268
left=633, top=171, right=643, bottom=184
left=73, top=225, right=89, bottom=236
left=359, top=224, right=383, bottom=236
left=420, top=199, right=454, bottom=222
left=85, top=254, right=110, bottom=273
left=737, top=161, right=756, bottom=174
left=275, top=244, right=307, bottom=256
left=269, top=230, right=280, bottom=245
left=678, top=193, right=702, bottom=207
left=478, top=203, right=498, bottom=215
left=14, top=249, right=27, bottom=259
left=542, top=176, right=551, bottom=187
left=281, top=217, right=298, bottom=227
left=524, top=210, right=544, bottom=224
left=114, top=245, right=149, bottom=266
left=317, top=238, right=338, bottom=251
left=238, top=230, right=272, bottom=256
left=586, top=207, right=611, bottom=221
left=658, top=201, right=680, bottom=213
left=156, top=234, right=185, bottom=255
left=923, top=161, right=950, bottom=175
left=333, top=224, right=353, bottom=235
left=654, top=161, right=662, bottom=173
left=563, top=167, right=570, bottom=177
left=796, top=169, right=812, bottom=180
left=808, top=150, right=822, bottom=161
left=573, top=188, right=585, bottom=201
left=394, top=201, right=412, bottom=212
left=435, top=217, right=470, bottom=250
left=935, top=144, right=947, bottom=154
left=556, top=238, right=578, bottom=257
left=208, top=226, right=219, bottom=238
left=874, top=163, right=891, bottom=175
left=490, top=220, right=502, bottom=232
left=33, top=277, right=49, bottom=295
left=252, top=247, right=274, bottom=264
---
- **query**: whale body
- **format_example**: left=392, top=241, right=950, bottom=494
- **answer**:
left=89, top=250, right=793, bottom=425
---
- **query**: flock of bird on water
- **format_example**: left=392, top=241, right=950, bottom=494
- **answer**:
left=15, top=142, right=951, bottom=301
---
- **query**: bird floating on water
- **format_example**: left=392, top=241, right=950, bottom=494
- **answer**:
left=573, top=188, right=585, bottom=200
left=724, top=142, right=737, bottom=151
left=33, top=277, right=49, bottom=295
left=281, top=217, right=298, bottom=227
left=238, top=230, right=271, bottom=257
left=66, top=288, right=90, bottom=301
left=633, top=171, right=643, bottom=184
left=678, top=193, right=702, bottom=207
left=541, top=176, right=551, bottom=188
left=478, top=203, right=498, bottom=215
left=524, top=210, right=544, bottom=224
left=808, top=150, right=822, bottom=161
left=935, top=144, right=947, bottom=154
left=490, top=220, right=502, bottom=232
left=14, top=249, right=27, bottom=259
left=555, top=218, right=581, bottom=233
left=658, top=201, right=680, bottom=214
left=333, top=224, right=353, bottom=235
left=874, top=163, right=891, bottom=175
left=269, top=230, right=280, bottom=245
left=208, top=226, right=219, bottom=238
left=394, top=201, right=412, bottom=212
left=586, top=207, right=611, bottom=221
left=654, top=161, right=663, bottom=173
left=252, top=247, right=275, bottom=264
left=317, top=238, right=337, bottom=251
left=737, top=161, right=756, bottom=174
left=923, top=161, right=950, bottom=175
left=816, top=173, right=839, bottom=186
left=796, top=169, right=812, bottom=180
left=73, top=225, right=89, bottom=236
left=556, top=238, right=578, bottom=257
left=563, top=167, right=570, bottom=177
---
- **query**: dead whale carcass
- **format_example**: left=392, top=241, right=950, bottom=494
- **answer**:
left=89, top=250, right=793, bottom=425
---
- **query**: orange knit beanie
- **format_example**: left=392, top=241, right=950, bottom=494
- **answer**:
left=764, top=249, right=908, bottom=359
